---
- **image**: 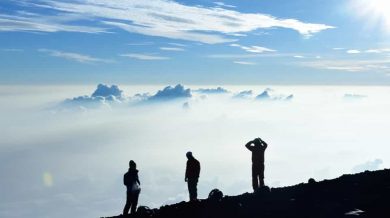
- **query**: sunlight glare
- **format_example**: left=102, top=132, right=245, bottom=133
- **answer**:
left=353, top=0, right=390, bottom=32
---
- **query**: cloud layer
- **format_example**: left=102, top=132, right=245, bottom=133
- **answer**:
left=62, top=84, right=300, bottom=109
left=1, top=85, right=389, bottom=218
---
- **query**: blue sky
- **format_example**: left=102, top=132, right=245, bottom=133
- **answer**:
left=1, top=0, right=390, bottom=84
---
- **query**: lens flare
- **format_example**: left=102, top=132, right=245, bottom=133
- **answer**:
left=43, top=172, right=53, bottom=187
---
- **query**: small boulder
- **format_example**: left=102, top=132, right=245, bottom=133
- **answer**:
left=208, top=189, right=223, bottom=202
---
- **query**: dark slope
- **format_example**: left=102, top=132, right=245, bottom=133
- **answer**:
left=104, top=169, right=390, bottom=218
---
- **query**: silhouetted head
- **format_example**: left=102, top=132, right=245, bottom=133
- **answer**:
left=186, top=151, right=193, bottom=159
left=253, top=138, right=262, bottom=147
left=129, top=160, right=136, bottom=170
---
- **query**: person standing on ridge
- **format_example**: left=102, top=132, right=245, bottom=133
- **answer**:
left=245, top=138, right=268, bottom=191
left=185, top=151, right=201, bottom=201
left=123, top=160, right=141, bottom=215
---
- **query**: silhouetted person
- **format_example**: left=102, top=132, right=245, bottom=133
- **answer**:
left=123, top=160, right=141, bottom=215
left=185, top=151, right=201, bottom=201
left=245, top=138, right=268, bottom=191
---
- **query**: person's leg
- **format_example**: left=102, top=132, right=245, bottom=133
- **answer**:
left=187, top=180, right=193, bottom=200
left=259, top=164, right=265, bottom=187
left=252, top=165, right=259, bottom=191
left=130, top=192, right=139, bottom=214
left=123, top=192, right=131, bottom=215
left=188, top=178, right=198, bottom=201
left=193, top=178, right=198, bottom=200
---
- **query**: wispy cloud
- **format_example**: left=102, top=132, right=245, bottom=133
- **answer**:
left=293, top=55, right=305, bottom=58
left=300, top=58, right=390, bottom=73
left=167, top=43, right=187, bottom=47
left=214, top=2, right=236, bottom=8
left=230, top=43, right=276, bottom=53
left=207, top=52, right=296, bottom=59
left=342, top=48, right=390, bottom=54
left=233, top=61, right=256, bottom=65
left=365, top=48, right=390, bottom=53
left=38, top=49, right=113, bottom=63
left=227, top=33, right=247, bottom=37
left=346, top=49, right=361, bottom=54
left=3, top=0, right=334, bottom=44
left=159, top=47, right=185, bottom=51
left=120, top=53, right=170, bottom=60
left=127, top=42, right=154, bottom=46
left=0, top=14, right=107, bottom=33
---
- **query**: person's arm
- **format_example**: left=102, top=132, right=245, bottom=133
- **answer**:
left=245, top=140, right=254, bottom=151
left=185, top=161, right=189, bottom=182
left=197, top=160, right=201, bottom=178
left=136, top=175, right=140, bottom=185
left=261, top=139, right=268, bottom=149
left=123, top=174, right=127, bottom=186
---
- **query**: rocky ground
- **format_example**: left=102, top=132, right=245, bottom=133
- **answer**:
left=104, top=169, right=390, bottom=218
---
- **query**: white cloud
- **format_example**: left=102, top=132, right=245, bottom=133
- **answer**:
left=300, top=59, right=390, bottom=73
left=207, top=52, right=294, bottom=59
left=233, top=61, right=257, bottom=65
left=167, top=42, right=187, bottom=47
left=365, top=48, right=390, bottom=53
left=127, top=42, right=154, bottom=46
left=102, top=20, right=234, bottom=44
left=148, top=84, right=192, bottom=101
left=0, top=14, right=107, bottom=33
left=159, top=47, right=185, bottom=51
left=4, top=0, right=334, bottom=43
left=230, top=44, right=276, bottom=53
left=335, top=47, right=390, bottom=54
left=38, top=49, right=113, bottom=63
left=63, top=84, right=126, bottom=108
left=120, top=53, right=170, bottom=60
left=213, top=2, right=236, bottom=8
left=346, top=49, right=361, bottom=54
left=227, top=33, right=247, bottom=37
left=293, top=55, right=305, bottom=58
left=91, top=84, right=123, bottom=98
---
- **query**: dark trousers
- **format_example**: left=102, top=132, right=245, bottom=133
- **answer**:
left=123, top=191, right=140, bottom=215
left=187, top=178, right=198, bottom=201
left=252, top=164, right=265, bottom=191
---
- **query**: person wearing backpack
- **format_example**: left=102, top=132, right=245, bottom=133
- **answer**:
left=245, top=138, right=268, bottom=191
left=185, top=151, right=201, bottom=201
left=123, top=160, right=141, bottom=215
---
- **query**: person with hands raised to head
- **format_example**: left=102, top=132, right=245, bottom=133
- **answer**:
left=245, top=138, right=268, bottom=191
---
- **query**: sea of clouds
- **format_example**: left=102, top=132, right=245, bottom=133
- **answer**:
left=0, top=84, right=389, bottom=218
